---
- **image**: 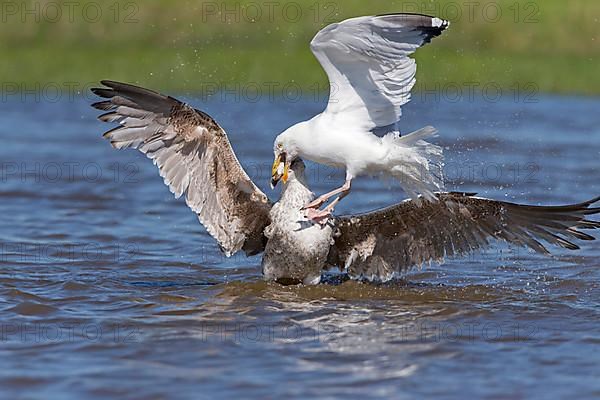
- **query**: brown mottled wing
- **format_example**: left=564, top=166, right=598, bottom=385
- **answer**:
left=91, top=80, right=271, bottom=257
left=331, top=193, right=600, bottom=281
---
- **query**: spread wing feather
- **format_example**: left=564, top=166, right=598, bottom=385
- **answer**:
left=331, top=193, right=600, bottom=281
left=311, top=13, right=449, bottom=131
left=92, top=80, right=271, bottom=257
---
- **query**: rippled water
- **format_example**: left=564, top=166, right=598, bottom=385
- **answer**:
left=1, top=93, right=599, bottom=399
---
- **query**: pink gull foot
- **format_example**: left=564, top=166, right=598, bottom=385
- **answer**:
left=304, top=207, right=332, bottom=225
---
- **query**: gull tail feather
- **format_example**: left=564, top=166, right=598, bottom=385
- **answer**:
left=383, top=126, right=445, bottom=201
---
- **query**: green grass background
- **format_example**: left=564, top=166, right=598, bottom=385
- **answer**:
left=1, top=0, right=599, bottom=94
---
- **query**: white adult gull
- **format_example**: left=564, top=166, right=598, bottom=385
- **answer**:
left=91, top=81, right=600, bottom=285
left=271, top=13, right=449, bottom=222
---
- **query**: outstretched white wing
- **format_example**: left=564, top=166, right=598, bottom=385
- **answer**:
left=311, top=13, right=449, bottom=131
left=92, top=81, right=272, bottom=257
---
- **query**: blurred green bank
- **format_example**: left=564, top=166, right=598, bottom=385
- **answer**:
left=1, top=0, right=599, bottom=95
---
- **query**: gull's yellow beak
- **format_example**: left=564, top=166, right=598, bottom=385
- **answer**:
left=271, top=153, right=289, bottom=188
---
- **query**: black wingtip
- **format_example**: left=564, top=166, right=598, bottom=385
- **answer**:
left=578, top=220, right=600, bottom=229
left=101, top=125, right=123, bottom=138
left=375, top=13, right=450, bottom=38
left=566, top=229, right=596, bottom=241
left=98, top=111, right=120, bottom=123
left=100, top=79, right=133, bottom=89
left=90, top=80, right=180, bottom=115
left=91, top=100, right=115, bottom=111
left=98, top=80, right=166, bottom=98
left=585, top=196, right=600, bottom=206
left=90, top=87, right=115, bottom=98
left=584, top=208, right=600, bottom=217
left=562, top=241, right=581, bottom=251
left=576, top=196, right=600, bottom=216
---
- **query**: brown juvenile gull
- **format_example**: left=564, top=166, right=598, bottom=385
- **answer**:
left=91, top=81, right=600, bottom=285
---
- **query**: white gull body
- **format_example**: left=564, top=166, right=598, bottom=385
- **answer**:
left=273, top=13, right=450, bottom=216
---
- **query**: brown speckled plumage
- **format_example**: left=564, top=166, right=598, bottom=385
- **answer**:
left=92, top=80, right=271, bottom=256
left=330, top=193, right=600, bottom=281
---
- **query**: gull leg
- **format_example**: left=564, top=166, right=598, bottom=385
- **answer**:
left=302, top=179, right=352, bottom=210
left=304, top=196, right=342, bottom=225
left=304, top=180, right=352, bottom=225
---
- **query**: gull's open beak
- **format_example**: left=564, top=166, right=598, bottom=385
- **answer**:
left=271, top=153, right=289, bottom=189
